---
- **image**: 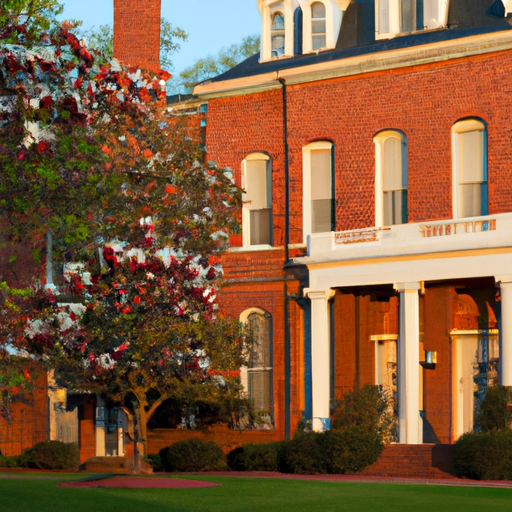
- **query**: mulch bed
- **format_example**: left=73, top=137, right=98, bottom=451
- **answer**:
left=59, top=477, right=220, bottom=489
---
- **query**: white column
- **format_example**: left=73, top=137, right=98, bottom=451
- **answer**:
left=305, top=288, right=335, bottom=432
left=394, top=282, right=422, bottom=444
left=497, top=277, right=512, bottom=386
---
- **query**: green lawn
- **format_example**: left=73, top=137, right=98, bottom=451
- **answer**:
left=0, top=473, right=511, bottom=512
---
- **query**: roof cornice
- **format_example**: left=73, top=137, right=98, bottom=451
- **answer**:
left=194, top=29, right=512, bottom=99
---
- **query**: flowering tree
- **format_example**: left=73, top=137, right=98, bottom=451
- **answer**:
left=0, top=3, right=247, bottom=451
left=0, top=2, right=240, bottom=264
left=0, top=358, right=34, bottom=424
left=4, top=240, right=248, bottom=450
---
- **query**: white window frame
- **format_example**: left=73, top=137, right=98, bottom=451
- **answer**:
left=299, top=0, right=349, bottom=53
left=258, top=0, right=297, bottom=61
left=452, top=119, right=488, bottom=220
left=375, top=0, right=449, bottom=39
left=242, top=153, right=272, bottom=249
left=303, top=140, right=334, bottom=243
left=271, top=11, right=286, bottom=57
left=240, top=308, right=273, bottom=421
left=311, top=2, right=327, bottom=50
left=374, top=130, right=408, bottom=227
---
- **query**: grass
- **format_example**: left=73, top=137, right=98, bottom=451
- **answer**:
left=0, top=473, right=512, bottom=512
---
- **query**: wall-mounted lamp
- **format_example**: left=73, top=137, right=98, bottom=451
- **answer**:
left=420, top=351, right=437, bottom=370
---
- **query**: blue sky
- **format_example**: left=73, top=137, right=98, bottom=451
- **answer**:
left=60, top=0, right=261, bottom=76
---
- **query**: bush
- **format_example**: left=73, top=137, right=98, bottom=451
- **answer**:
left=454, top=429, right=512, bottom=480
left=24, top=441, right=79, bottom=470
left=0, top=455, right=22, bottom=468
left=227, top=443, right=281, bottom=472
left=145, top=453, right=163, bottom=472
left=158, top=439, right=227, bottom=472
left=332, top=384, right=396, bottom=442
left=476, top=385, right=512, bottom=432
left=321, top=427, right=383, bottom=474
left=278, top=433, right=326, bottom=474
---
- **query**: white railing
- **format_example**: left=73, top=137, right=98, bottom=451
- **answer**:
left=308, top=213, right=510, bottom=259
left=419, top=218, right=496, bottom=238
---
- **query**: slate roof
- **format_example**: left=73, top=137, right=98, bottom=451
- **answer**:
left=209, top=0, right=510, bottom=85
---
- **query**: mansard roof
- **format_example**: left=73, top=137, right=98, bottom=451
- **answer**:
left=208, top=0, right=510, bottom=85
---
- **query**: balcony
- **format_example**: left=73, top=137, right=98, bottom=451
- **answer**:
left=302, top=213, right=512, bottom=289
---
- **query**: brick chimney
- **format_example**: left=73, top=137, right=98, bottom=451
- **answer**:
left=113, top=0, right=161, bottom=72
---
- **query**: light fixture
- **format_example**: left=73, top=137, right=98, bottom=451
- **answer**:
left=420, top=351, right=437, bottom=370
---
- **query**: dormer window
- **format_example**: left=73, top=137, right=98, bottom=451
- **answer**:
left=311, top=2, right=326, bottom=50
left=376, top=0, right=449, bottom=39
left=258, top=0, right=296, bottom=61
left=272, top=12, right=286, bottom=57
left=299, top=0, right=349, bottom=54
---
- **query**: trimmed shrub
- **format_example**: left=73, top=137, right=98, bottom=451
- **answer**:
left=476, top=385, right=512, bottom=432
left=454, top=429, right=512, bottom=480
left=0, top=455, right=19, bottom=468
left=332, top=383, right=396, bottom=443
left=227, top=443, right=280, bottom=472
left=158, top=439, right=227, bottom=472
left=145, top=453, right=163, bottom=472
left=278, top=433, right=326, bottom=474
left=24, top=441, right=79, bottom=470
left=321, top=427, right=383, bottom=474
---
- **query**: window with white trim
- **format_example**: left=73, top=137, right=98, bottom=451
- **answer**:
left=242, top=153, right=272, bottom=247
left=299, top=0, right=348, bottom=54
left=311, top=2, right=326, bottom=50
left=452, top=119, right=488, bottom=219
left=258, top=0, right=296, bottom=61
left=374, top=131, right=408, bottom=227
left=303, top=141, right=334, bottom=241
left=271, top=12, right=286, bottom=57
left=376, top=0, right=448, bottom=38
left=240, top=309, right=273, bottom=421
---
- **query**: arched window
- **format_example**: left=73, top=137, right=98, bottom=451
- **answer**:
left=311, top=2, right=326, bottom=50
left=303, top=141, right=334, bottom=241
left=240, top=309, right=273, bottom=420
left=452, top=119, right=488, bottom=219
left=242, top=153, right=272, bottom=247
left=374, top=131, right=408, bottom=226
left=271, top=12, right=285, bottom=57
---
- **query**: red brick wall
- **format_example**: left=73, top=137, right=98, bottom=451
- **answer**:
left=218, top=250, right=303, bottom=439
left=207, top=51, right=512, bottom=240
left=148, top=424, right=283, bottom=455
left=423, top=285, right=453, bottom=444
left=113, top=0, right=161, bottom=72
left=0, top=372, right=48, bottom=456
left=79, top=401, right=96, bottom=464
left=207, top=91, right=288, bottom=246
left=333, top=292, right=399, bottom=399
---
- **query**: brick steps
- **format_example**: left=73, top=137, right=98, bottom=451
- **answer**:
left=84, top=456, right=153, bottom=475
left=360, top=444, right=455, bottom=479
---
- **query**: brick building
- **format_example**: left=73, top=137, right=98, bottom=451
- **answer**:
left=62, top=0, right=512, bottom=460
left=191, top=0, right=512, bottom=445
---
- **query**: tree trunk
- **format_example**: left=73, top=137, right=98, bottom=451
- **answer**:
left=130, top=389, right=171, bottom=457
left=133, top=397, right=148, bottom=457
